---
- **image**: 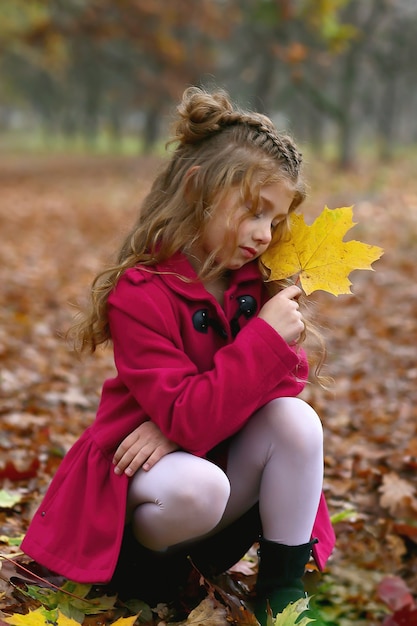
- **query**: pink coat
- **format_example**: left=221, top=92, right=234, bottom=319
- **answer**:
left=22, top=252, right=335, bottom=582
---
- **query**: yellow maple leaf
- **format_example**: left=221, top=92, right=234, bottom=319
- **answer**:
left=3, top=607, right=79, bottom=625
left=261, top=206, right=384, bottom=296
left=3, top=608, right=139, bottom=626
left=110, top=615, right=140, bottom=626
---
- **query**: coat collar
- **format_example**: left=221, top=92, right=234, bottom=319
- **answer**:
left=153, top=251, right=261, bottom=301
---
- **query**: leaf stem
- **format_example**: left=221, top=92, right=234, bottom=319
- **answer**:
left=0, top=555, right=96, bottom=605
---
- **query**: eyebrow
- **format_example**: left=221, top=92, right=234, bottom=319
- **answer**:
left=259, top=195, right=282, bottom=211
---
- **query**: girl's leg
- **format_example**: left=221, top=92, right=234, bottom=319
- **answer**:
left=221, top=397, right=324, bottom=545
left=215, top=397, right=323, bottom=624
left=127, top=450, right=230, bottom=551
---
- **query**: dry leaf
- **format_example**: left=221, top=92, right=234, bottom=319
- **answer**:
left=379, top=472, right=417, bottom=516
left=0, top=491, right=22, bottom=509
left=179, top=596, right=227, bottom=625
left=261, top=206, right=384, bottom=295
left=378, top=575, right=415, bottom=611
left=1, top=155, right=417, bottom=626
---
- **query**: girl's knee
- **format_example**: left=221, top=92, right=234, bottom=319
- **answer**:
left=130, top=457, right=230, bottom=549
left=260, top=397, right=323, bottom=452
left=175, top=462, right=230, bottom=524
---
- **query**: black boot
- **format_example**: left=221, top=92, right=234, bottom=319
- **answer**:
left=254, top=538, right=316, bottom=625
left=109, top=525, right=192, bottom=605
left=189, top=504, right=261, bottom=577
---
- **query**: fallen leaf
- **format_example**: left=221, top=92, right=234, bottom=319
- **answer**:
left=0, top=459, right=40, bottom=481
left=2, top=605, right=138, bottom=626
left=379, top=473, right=417, bottom=516
left=273, top=597, right=315, bottom=625
left=0, top=491, right=22, bottom=509
left=393, top=522, right=417, bottom=545
left=3, top=607, right=79, bottom=625
left=0, top=536, right=24, bottom=547
left=1, top=155, right=417, bottom=626
left=179, top=596, right=227, bottom=625
left=382, top=606, right=417, bottom=626
left=378, top=575, right=415, bottom=611
left=261, top=206, right=383, bottom=295
left=106, top=616, right=139, bottom=626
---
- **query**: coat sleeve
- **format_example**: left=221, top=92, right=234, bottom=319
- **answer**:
left=108, top=275, right=306, bottom=457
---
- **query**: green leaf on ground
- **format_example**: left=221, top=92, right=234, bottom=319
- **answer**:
left=273, top=598, right=316, bottom=625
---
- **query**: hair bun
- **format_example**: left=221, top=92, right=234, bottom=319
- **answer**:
left=174, top=87, right=234, bottom=145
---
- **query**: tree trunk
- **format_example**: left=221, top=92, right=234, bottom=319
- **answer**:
left=142, top=106, right=161, bottom=153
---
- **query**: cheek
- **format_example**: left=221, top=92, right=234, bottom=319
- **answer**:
left=204, top=224, right=229, bottom=254
left=236, top=220, right=252, bottom=241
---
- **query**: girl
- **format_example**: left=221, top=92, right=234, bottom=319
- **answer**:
left=22, top=87, right=335, bottom=624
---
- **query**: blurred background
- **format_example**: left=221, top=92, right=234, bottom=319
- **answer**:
left=1, top=3, right=417, bottom=625
left=1, top=0, right=417, bottom=167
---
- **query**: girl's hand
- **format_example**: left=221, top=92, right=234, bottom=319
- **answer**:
left=258, top=285, right=304, bottom=344
left=113, top=421, right=179, bottom=476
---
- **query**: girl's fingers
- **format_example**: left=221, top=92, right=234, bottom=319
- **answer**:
left=280, top=284, right=302, bottom=300
left=113, top=437, right=180, bottom=476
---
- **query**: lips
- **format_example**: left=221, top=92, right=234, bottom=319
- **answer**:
left=240, top=246, right=258, bottom=259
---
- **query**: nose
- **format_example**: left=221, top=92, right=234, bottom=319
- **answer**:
left=253, top=221, right=272, bottom=245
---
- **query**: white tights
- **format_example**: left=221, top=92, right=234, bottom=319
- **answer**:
left=126, top=397, right=324, bottom=551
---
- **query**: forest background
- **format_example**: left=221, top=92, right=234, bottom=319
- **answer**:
left=1, top=1, right=417, bottom=625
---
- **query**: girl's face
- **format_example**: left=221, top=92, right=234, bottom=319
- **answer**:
left=198, top=180, right=295, bottom=270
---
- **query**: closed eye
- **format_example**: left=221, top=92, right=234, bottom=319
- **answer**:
left=271, top=216, right=287, bottom=230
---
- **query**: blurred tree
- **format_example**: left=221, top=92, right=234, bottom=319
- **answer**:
left=0, top=0, right=235, bottom=150
left=216, top=0, right=355, bottom=111
left=1, top=0, right=417, bottom=163
left=225, top=0, right=417, bottom=167
left=213, top=0, right=361, bottom=164
left=370, top=1, right=417, bottom=159
left=300, top=0, right=417, bottom=166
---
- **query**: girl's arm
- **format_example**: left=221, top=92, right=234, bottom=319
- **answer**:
left=108, top=274, right=306, bottom=457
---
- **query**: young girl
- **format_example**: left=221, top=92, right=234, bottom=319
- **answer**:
left=22, top=87, right=335, bottom=624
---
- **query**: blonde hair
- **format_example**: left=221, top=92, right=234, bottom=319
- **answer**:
left=70, top=87, right=325, bottom=378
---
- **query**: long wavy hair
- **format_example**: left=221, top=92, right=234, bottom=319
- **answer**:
left=69, top=87, right=327, bottom=381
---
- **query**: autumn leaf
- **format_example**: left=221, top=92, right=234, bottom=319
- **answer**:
left=2, top=607, right=139, bottom=626
left=378, top=577, right=417, bottom=626
left=261, top=206, right=384, bottom=296
left=0, top=490, right=22, bottom=509
left=23, top=581, right=118, bottom=624
left=381, top=607, right=417, bottom=626
left=0, top=459, right=40, bottom=481
left=273, top=597, right=316, bottom=625
left=379, top=472, right=417, bottom=517
left=378, top=575, right=415, bottom=612
left=179, top=596, right=228, bottom=625
left=3, top=607, right=79, bottom=626
left=107, top=617, right=139, bottom=626
left=2, top=155, right=417, bottom=626
left=0, top=535, right=24, bottom=546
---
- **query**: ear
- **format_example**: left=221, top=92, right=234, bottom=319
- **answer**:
left=184, top=165, right=201, bottom=200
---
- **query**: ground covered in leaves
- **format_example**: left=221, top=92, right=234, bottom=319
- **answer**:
left=1, top=153, right=417, bottom=625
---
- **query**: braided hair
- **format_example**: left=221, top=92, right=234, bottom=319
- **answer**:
left=174, top=87, right=303, bottom=180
